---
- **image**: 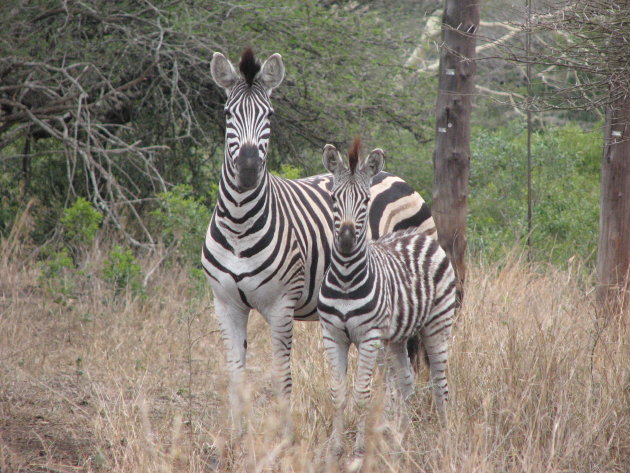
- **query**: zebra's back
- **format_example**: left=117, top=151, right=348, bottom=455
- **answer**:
left=371, top=231, right=456, bottom=342
left=296, top=172, right=436, bottom=240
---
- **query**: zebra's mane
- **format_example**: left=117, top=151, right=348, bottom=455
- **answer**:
left=239, top=48, right=261, bottom=86
left=348, top=136, right=361, bottom=174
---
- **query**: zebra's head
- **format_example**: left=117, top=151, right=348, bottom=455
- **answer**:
left=323, top=138, right=384, bottom=255
left=211, top=48, right=285, bottom=191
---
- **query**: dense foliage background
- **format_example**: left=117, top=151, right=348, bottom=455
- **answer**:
left=0, top=0, right=603, bottom=272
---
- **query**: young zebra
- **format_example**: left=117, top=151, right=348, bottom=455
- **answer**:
left=318, top=139, right=456, bottom=457
left=203, top=49, right=437, bottom=432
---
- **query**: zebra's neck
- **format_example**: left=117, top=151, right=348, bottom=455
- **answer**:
left=214, top=151, right=271, bottom=235
left=330, top=233, right=372, bottom=286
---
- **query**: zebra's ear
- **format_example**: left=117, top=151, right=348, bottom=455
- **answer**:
left=323, top=144, right=345, bottom=175
left=259, top=53, right=285, bottom=94
left=362, top=148, right=385, bottom=178
left=211, top=52, right=239, bottom=92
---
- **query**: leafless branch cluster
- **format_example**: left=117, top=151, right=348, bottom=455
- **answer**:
left=0, top=1, right=226, bottom=244
left=1, top=1, right=438, bottom=244
left=489, top=0, right=629, bottom=112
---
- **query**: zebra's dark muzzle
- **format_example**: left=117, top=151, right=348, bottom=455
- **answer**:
left=235, top=145, right=263, bottom=191
left=336, top=223, right=356, bottom=255
left=237, top=167, right=261, bottom=190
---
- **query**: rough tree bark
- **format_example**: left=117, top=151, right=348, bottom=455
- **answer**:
left=432, top=0, right=479, bottom=303
left=596, top=84, right=630, bottom=317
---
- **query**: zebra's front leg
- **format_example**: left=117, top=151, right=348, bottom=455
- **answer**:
left=270, top=316, right=294, bottom=400
left=321, top=322, right=350, bottom=462
left=213, top=297, right=250, bottom=436
left=260, top=302, right=297, bottom=437
left=352, top=335, right=380, bottom=458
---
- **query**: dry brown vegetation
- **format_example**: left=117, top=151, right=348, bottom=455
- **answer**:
left=1, top=222, right=629, bottom=472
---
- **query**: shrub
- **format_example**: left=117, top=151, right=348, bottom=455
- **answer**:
left=60, top=197, right=103, bottom=255
left=151, top=185, right=210, bottom=266
left=273, top=164, right=303, bottom=180
left=102, top=245, right=142, bottom=294
left=38, top=247, right=75, bottom=301
left=469, top=121, right=601, bottom=265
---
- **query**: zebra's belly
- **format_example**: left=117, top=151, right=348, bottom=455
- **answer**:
left=319, top=293, right=387, bottom=344
left=381, top=303, right=426, bottom=342
left=203, top=238, right=320, bottom=318
left=320, top=309, right=386, bottom=345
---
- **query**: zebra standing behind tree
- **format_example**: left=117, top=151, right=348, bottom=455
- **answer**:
left=202, top=48, right=437, bottom=433
left=318, top=138, right=456, bottom=459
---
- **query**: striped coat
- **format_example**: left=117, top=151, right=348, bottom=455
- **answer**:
left=203, top=50, right=437, bottom=431
left=318, top=141, right=456, bottom=458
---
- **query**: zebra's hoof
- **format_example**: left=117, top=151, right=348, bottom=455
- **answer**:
left=346, top=454, right=364, bottom=473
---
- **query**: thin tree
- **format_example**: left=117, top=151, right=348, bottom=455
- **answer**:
left=432, top=0, right=480, bottom=302
left=597, top=75, right=630, bottom=316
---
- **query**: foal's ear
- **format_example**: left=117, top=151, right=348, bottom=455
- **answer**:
left=259, top=53, right=285, bottom=94
left=362, top=148, right=385, bottom=178
left=323, top=144, right=345, bottom=175
left=210, top=52, right=239, bottom=92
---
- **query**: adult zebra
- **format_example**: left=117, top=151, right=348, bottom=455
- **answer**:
left=202, top=48, right=436, bottom=429
left=318, top=139, right=456, bottom=458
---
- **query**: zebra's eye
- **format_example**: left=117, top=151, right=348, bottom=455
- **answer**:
left=267, top=110, right=274, bottom=118
left=224, top=109, right=232, bottom=118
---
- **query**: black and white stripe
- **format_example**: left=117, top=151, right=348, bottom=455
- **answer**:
left=202, top=50, right=437, bottom=430
left=318, top=142, right=456, bottom=457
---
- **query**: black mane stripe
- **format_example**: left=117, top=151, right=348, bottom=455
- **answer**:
left=239, top=47, right=261, bottom=86
left=348, top=136, right=361, bottom=174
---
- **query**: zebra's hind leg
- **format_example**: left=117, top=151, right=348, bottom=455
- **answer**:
left=321, top=322, right=350, bottom=462
left=352, top=334, right=381, bottom=459
left=213, top=297, right=250, bottom=436
left=420, top=318, right=453, bottom=425
left=386, top=340, right=415, bottom=401
left=381, top=341, right=414, bottom=445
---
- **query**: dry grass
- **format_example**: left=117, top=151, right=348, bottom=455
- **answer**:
left=1, top=224, right=628, bottom=472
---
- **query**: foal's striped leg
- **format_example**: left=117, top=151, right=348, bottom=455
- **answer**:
left=386, top=340, right=415, bottom=400
left=322, top=322, right=350, bottom=460
left=352, top=332, right=381, bottom=457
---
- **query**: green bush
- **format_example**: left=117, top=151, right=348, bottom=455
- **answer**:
left=469, top=121, right=601, bottom=265
left=102, top=245, right=142, bottom=294
left=151, top=184, right=210, bottom=265
left=272, top=164, right=303, bottom=180
left=60, top=197, right=103, bottom=254
left=38, top=247, right=75, bottom=301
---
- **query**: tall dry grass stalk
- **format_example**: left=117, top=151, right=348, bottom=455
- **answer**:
left=0, top=236, right=628, bottom=472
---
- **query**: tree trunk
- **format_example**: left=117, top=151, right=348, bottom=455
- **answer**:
left=596, top=85, right=630, bottom=317
left=432, top=0, right=479, bottom=303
